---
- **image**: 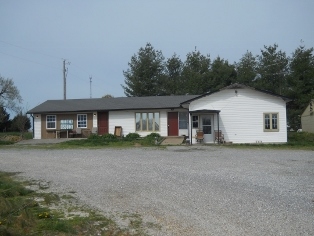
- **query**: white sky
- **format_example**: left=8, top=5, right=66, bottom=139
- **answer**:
left=0, top=0, right=313, bottom=113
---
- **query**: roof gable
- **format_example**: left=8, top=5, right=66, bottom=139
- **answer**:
left=180, top=83, right=291, bottom=105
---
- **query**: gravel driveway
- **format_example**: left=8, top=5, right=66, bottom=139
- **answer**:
left=0, top=146, right=313, bottom=235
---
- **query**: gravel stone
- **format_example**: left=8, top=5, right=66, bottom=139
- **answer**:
left=0, top=146, right=313, bottom=235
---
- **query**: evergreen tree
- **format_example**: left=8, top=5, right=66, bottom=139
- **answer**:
left=287, top=45, right=314, bottom=129
left=211, top=56, right=237, bottom=90
left=122, top=43, right=165, bottom=96
left=256, top=44, right=289, bottom=94
left=0, top=107, right=11, bottom=132
left=235, top=51, right=258, bottom=85
left=163, top=54, right=183, bottom=95
left=11, top=112, right=31, bottom=133
left=181, top=50, right=212, bottom=94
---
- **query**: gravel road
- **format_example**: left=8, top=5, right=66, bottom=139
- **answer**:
left=0, top=146, right=313, bottom=235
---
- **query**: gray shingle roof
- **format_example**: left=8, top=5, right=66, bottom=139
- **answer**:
left=27, top=95, right=198, bottom=114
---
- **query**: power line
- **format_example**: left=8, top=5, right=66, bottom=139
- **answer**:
left=0, top=50, right=60, bottom=70
left=0, top=40, right=62, bottom=60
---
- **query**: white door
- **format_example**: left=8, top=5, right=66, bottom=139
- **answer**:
left=202, top=115, right=213, bottom=143
left=34, top=115, right=41, bottom=139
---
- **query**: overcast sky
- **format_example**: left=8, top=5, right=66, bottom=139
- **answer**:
left=0, top=0, right=313, bottom=113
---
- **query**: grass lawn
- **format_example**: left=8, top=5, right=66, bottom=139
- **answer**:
left=0, top=172, right=151, bottom=235
left=228, top=132, right=314, bottom=150
left=0, top=131, right=313, bottom=150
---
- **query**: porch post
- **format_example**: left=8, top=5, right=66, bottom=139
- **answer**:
left=217, top=113, right=219, bottom=144
left=190, top=112, right=192, bottom=145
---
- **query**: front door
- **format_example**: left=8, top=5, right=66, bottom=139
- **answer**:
left=98, top=112, right=108, bottom=135
left=168, top=112, right=178, bottom=136
left=202, top=115, right=213, bottom=143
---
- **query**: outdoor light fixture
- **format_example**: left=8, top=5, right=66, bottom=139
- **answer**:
left=93, top=113, right=96, bottom=116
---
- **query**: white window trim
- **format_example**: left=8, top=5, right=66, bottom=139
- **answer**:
left=46, top=115, right=56, bottom=129
left=192, top=115, right=199, bottom=129
left=77, top=114, right=87, bottom=128
left=263, top=112, right=279, bottom=132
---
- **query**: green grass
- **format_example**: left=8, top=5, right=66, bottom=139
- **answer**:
left=57, top=133, right=162, bottom=149
left=1, top=131, right=313, bottom=150
left=227, top=132, right=314, bottom=150
left=0, top=172, right=152, bottom=235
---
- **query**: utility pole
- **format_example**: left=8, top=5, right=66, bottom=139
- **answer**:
left=63, top=59, right=70, bottom=100
left=89, top=76, right=92, bottom=98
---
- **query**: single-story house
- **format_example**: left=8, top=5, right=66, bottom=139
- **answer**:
left=301, top=99, right=314, bottom=133
left=27, top=83, right=291, bottom=144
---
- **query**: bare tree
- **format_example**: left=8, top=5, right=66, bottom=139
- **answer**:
left=0, top=76, right=22, bottom=122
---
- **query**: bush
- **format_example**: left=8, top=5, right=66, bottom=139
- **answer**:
left=145, top=133, right=160, bottom=139
left=139, top=133, right=161, bottom=145
left=288, top=131, right=314, bottom=145
left=101, top=133, right=118, bottom=141
left=125, top=133, right=141, bottom=141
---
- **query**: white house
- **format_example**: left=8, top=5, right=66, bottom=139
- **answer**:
left=181, top=84, right=290, bottom=144
left=27, top=83, right=290, bottom=144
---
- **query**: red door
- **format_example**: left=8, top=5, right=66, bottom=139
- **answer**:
left=98, top=112, right=108, bottom=135
left=168, top=112, right=178, bottom=136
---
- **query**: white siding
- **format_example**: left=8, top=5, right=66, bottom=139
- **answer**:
left=108, top=111, right=134, bottom=136
left=190, top=88, right=288, bottom=143
left=109, top=109, right=187, bottom=137
left=34, top=114, right=41, bottom=139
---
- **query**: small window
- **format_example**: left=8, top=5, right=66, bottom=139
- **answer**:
left=46, top=115, right=56, bottom=129
left=192, top=115, right=199, bottom=128
left=264, top=113, right=279, bottom=132
left=77, top=114, right=87, bottom=128
left=179, top=112, right=188, bottom=129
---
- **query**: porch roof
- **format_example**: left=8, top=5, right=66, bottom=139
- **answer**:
left=189, top=109, right=220, bottom=114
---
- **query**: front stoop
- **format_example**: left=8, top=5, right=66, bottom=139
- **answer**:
left=160, top=136, right=185, bottom=145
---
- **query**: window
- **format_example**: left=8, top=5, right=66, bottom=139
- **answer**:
left=135, top=112, right=160, bottom=131
left=264, top=113, right=279, bottom=131
left=46, top=115, right=56, bottom=129
left=77, top=114, right=87, bottom=128
left=179, top=112, right=188, bottom=129
left=192, top=115, right=199, bottom=128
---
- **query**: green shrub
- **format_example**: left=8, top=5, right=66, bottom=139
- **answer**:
left=125, top=133, right=141, bottom=141
left=101, top=133, right=117, bottom=140
left=140, top=133, right=161, bottom=145
left=145, top=133, right=160, bottom=139
left=288, top=131, right=314, bottom=145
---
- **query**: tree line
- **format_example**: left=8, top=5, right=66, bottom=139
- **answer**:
left=122, top=43, right=314, bottom=130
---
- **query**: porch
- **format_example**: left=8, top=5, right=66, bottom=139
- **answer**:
left=188, top=109, right=223, bottom=145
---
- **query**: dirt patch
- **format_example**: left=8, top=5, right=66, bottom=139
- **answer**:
left=0, top=135, right=22, bottom=142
